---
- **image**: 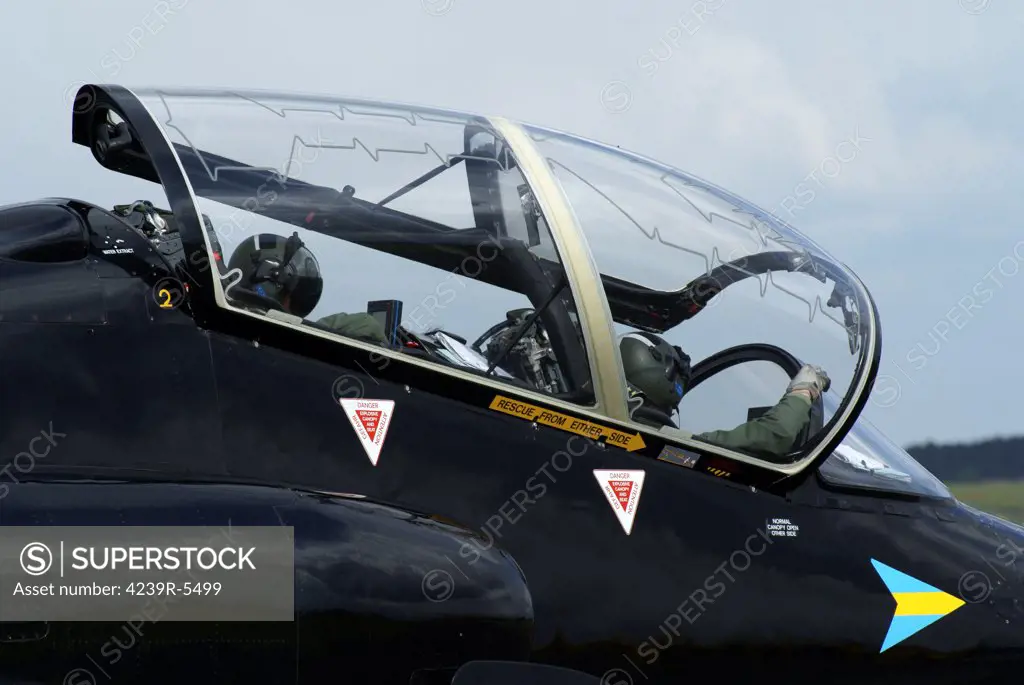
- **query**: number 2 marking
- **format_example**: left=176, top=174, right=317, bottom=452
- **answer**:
left=158, top=288, right=173, bottom=308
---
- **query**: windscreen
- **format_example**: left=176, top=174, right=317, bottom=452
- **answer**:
left=818, top=394, right=951, bottom=499
left=522, top=124, right=878, bottom=464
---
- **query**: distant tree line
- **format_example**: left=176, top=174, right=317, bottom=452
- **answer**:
left=905, top=436, right=1024, bottom=482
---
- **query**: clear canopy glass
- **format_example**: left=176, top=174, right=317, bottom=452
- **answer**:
left=523, top=124, right=878, bottom=465
left=118, top=87, right=890, bottom=476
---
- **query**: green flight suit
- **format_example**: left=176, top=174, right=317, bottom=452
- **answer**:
left=693, top=392, right=812, bottom=458
left=315, top=312, right=388, bottom=344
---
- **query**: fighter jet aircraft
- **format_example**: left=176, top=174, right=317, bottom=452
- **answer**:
left=0, top=84, right=1020, bottom=684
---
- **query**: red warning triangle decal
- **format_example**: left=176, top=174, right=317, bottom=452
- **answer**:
left=357, top=409, right=381, bottom=441
left=593, top=470, right=645, bottom=535
left=339, top=399, right=395, bottom=466
left=610, top=480, right=634, bottom=511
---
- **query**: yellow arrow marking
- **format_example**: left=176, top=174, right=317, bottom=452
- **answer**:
left=892, top=591, right=965, bottom=616
left=489, top=395, right=646, bottom=452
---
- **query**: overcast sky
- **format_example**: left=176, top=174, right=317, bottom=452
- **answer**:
left=2, top=0, right=1020, bottom=446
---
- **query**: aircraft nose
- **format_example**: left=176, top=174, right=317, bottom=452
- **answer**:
left=955, top=505, right=1024, bottom=625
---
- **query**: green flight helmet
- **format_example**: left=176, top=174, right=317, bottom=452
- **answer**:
left=227, top=232, right=323, bottom=317
left=619, top=331, right=692, bottom=416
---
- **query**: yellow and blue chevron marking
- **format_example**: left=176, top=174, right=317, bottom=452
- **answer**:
left=872, top=559, right=965, bottom=652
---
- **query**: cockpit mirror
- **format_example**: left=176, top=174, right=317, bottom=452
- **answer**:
left=827, top=281, right=861, bottom=354
left=465, top=127, right=516, bottom=170
left=466, top=130, right=501, bottom=164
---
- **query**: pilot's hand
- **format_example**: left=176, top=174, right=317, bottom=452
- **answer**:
left=786, top=364, right=831, bottom=400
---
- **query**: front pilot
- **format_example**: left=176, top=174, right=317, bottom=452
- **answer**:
left=618, top=331, right=830, bottom=459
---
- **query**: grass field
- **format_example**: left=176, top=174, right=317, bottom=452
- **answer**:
left=948, top=480, right=1024, bottom=524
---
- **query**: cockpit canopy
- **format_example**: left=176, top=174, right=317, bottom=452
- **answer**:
left=70, top=85, right=897, bottom=486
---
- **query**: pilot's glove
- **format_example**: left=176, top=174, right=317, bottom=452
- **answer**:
left=786, top=364, right=831, bottom=400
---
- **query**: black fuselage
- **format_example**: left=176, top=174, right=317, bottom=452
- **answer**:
left=0, top=198, right=1022, bottom=684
